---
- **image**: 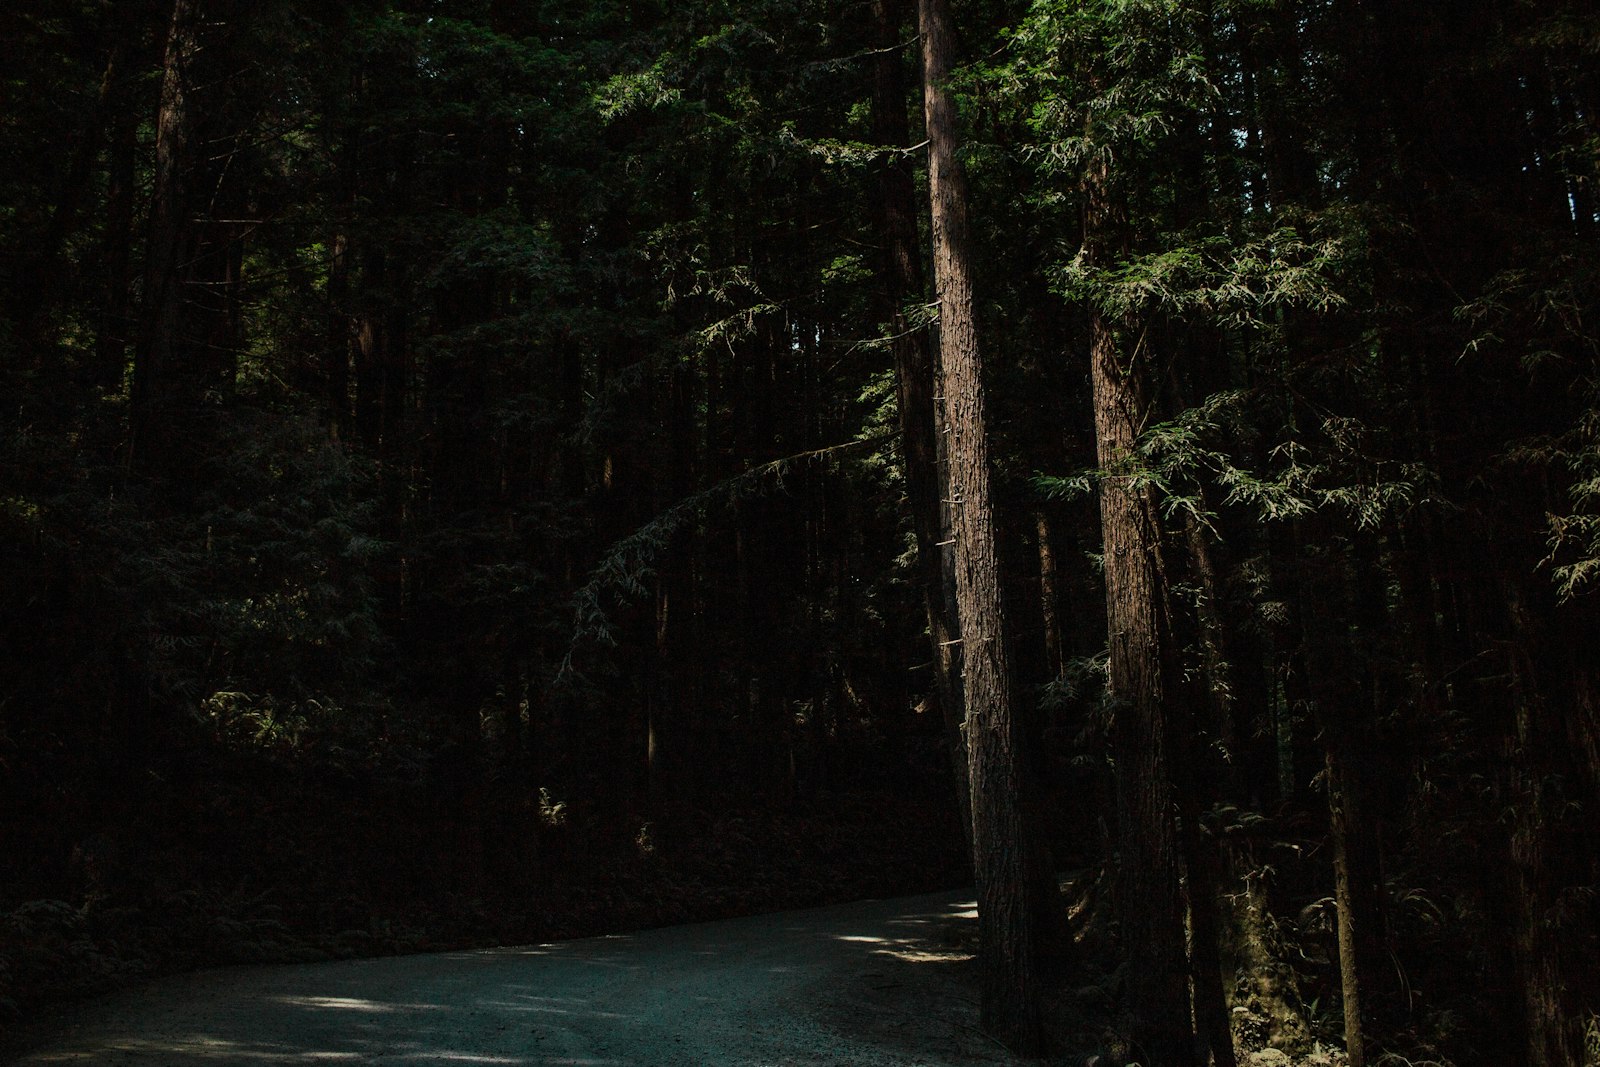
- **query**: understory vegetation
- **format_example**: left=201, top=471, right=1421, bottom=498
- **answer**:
left=2, top=0, right=1598, bottom=1064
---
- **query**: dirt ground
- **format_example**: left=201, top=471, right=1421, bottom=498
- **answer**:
left=3, top=890, right=1030, bottom=1066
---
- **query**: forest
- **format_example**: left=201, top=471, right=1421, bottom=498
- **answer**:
left=1, top=0, right=1597, bottom=1064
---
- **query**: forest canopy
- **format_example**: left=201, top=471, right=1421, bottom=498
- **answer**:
left=1, top=1, right=1597, bottom=1065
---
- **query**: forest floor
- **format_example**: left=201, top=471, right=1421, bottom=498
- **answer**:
left=0, top=760, right=973, bottom=1017
left=3, top=890, right=1016, bottom=1065
left=2, top=881, right=1350, bottom=1067
left=1, top=761, right=1349, bottom=1065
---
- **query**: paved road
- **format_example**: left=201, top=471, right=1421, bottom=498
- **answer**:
left=7, top=890, right=1022, bottom=1066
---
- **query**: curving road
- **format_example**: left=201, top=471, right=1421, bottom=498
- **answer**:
left=6, top=890, right=1024, bottom=1066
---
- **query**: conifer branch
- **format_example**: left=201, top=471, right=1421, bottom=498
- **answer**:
left=560, top=433, right=895, bottom=679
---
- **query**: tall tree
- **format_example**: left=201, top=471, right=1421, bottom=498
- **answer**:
left=869, top=0, right=970, bottom=844
left=918, top=0, right=1043, bottom=1051
left=1081, top=160, right=1195, bottom=1066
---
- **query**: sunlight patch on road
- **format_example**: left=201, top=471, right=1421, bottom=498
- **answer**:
left=273, top=994, right=444, bottom=1014
left=832, top=929, right=973, bottom=964
left=22, top=1036, right=364, bottom=1063
left=24, top=1034, right=564, bottom=1065
left=477, top=996, right=633, bottom=1020
left=874, top=947, right=973, bottom=963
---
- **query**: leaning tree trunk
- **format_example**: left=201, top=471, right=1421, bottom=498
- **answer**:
left=917, top=0, right=1043, bottom=1051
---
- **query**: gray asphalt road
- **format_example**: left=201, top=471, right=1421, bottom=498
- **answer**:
left=6, top=890, right=1022, bottom=1066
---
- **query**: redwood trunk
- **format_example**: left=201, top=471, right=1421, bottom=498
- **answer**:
left=918, top=0, right=1042, bottom=1050
left=132, top=0, right=198, bottom=471
left=870, top=0, right=970, bottom=847
left=1037, top=511, right=1064, bottom=680
left=1083, top=155, right=1195, bottom=1064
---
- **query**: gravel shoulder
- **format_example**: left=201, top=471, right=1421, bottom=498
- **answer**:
left=3, top=890, right=1025, bottom=1066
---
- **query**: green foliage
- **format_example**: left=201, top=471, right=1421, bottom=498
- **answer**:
left=1056, top=226, right=1350, bottom=326
left=2, top=1, right=1598, bottom=1059
left=1534, top=403, right=1600, bottom=600
left=1036, top=390, right=1436, bottom=532
left=595, top=58, right=685, bottom=118
left=1006, top=0, right=1216, bottom=172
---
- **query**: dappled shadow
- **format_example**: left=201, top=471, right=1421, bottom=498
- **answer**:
left=10, top=892, right=1018, bottom=1066
left=805, top=898, right=1016, bottom=1064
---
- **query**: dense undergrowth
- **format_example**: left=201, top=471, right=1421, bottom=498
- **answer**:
left=1, top=741, right=1565, bottom=1067
left=0, top=738, right=968, bottom=1028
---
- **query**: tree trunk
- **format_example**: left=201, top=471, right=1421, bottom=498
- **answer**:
left=1296, top=531, right=1392, bottom=1067
left=918, top=0, right=1042, bottom=1050
left=1181, top=801, right=1238, bottom=1067
left=1326, top=740, right=1369, bottom=1067
left=132, top=0, right=198, bottom=471
left=1082, top=159, right=1195, bottom=1063
left=869, top=0, right=970, bottom=850
left=1505, top=587, right=1585, bottom=1067
left=1037, top=511, right=1064, bottom=680
left=325, top=70, right=361, bottom=436
left=99, top=85, right=138, bottom=392
left=1175, top=505, right=1253, bottom=1067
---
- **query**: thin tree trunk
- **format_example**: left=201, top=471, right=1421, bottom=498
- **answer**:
left=1327, top=740, right=1369, bottom=1067
left=1176, top=506, right=1256, bottom=1067
left=100, top=90, right=138, bottom=391
left=1297, top=530, right=1391, bottom=1067
left=325, top=71, right=360, bottom=437
left=918, top=0, right=1042, bottom=1050
left=1167, top=357, right=1246, bottom=1067
left=1181, top=798, right=1238, bottom=1067
left=132, top=0, right=199, bottom=471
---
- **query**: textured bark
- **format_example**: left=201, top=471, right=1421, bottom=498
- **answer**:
left=1083, top=155, right=1195, bottom=1064
left=918, top=0, right=1041, bottom=1050
left=869, top=0, right=970, bottom=849
left=1091, top=309, right=1193, bottom=1066
left=1222, top=842, right=1314, bottom=1054
left=1037, top=511, right=1064, bottom=680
